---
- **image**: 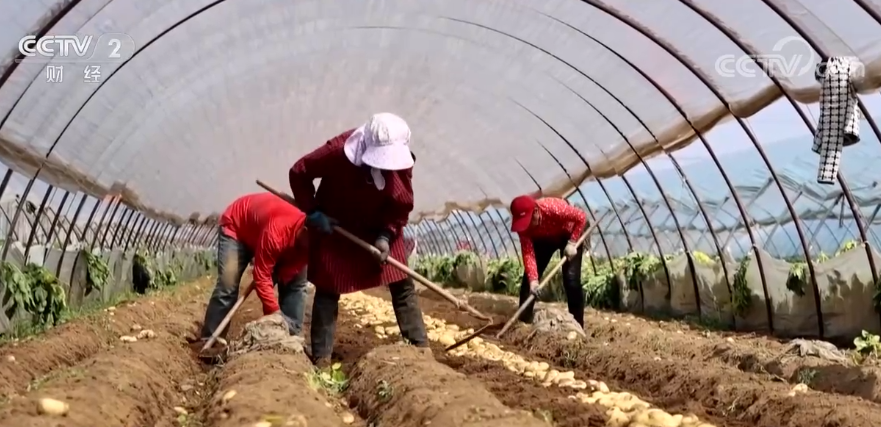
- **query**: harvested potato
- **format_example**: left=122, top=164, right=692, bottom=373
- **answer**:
left=119, top=335, right=137, bottom=343
left=37, top=398, right=69, bottom=416
left=137, top=329, right=156, bottom=339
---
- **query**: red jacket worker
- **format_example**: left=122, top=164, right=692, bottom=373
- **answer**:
left=197, top=192, right=309, bottom=341
left=510, top=195, right=588, bottom=326
left=290, top=112, right=428, bottom=366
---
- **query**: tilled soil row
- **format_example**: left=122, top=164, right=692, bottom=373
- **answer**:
left=437, top=289, right=881, bottom=404
left=407, top=290, right=881, bottom=427
left=0, top=279, right=212, bottom=397
left=205, top=346, right=349, bottom=427
left=0, top=281, right=217, bottom=427
left=348, top=345, right=548, bottom=427
left=333, top=293, right=610, bottom=427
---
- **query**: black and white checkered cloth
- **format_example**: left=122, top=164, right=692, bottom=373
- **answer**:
left=812, top=57, right=861, bottom=185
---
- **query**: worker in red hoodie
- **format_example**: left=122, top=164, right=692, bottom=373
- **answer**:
left=509, top=194, right=588, bottom=326
left=197, top=192, right=310, bottom=342
left=289, top=112, right=427, bottom=366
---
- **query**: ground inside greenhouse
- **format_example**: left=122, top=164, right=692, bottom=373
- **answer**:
left=3, top=276, right=881, bottom=426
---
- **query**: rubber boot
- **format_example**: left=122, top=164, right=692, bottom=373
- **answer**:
left=389, top=278, right=429, bottom=347
left=310, top=290, right=340, bottom=364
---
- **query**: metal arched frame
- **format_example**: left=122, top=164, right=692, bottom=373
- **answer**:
left=55, top=193, right=88, bottom=279
left=566, top=1, right=781, bottom=332
left=463, top=211, right=498, bottom=258
left=428, top=221, right=452, bottom=254
left=491, top=210, right=520, bottom=260
left=749, top=0, right=881, bottom=331
left=22, top=186, right=54, bottom=263
left=42, top=190, right=71, bottom=258
left=451, top=211, right=482, bottom=254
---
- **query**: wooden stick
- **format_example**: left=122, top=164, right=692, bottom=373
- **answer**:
left=256, top=179, right=491, bottom=321
left=200, top=280, right=255, bottom=352
left=494, top=223, right=597, bottom=338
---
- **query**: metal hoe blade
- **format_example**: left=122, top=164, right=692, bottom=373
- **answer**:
left=444, top=321, right=495, bottom=352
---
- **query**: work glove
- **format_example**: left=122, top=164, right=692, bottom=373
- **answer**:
left=374, top=236, right=390, bottom=264
left=564, top=241, right=579, bottom=260
left=306, top=211, right=336, bottom=234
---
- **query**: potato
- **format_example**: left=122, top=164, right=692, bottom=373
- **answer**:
left=221, top=390, right=237, bottom=404
left=137, top=329, right=155, bottom=339
left=37, top=398, right=69, bottom=416
left=119, top=335, right=137, bottom=343
left=605, top=407, right=630, bottom=427
left=438, top=334, right=456, bottom=347
left=569, top=380, right=588, bottom=390
left=643, top=409, right=679, bottom=427
left=545, top=370, right=560, bottom=383
left=557, top=378, right=575, bottom=388
left=598, top=397, right=616, bottom=407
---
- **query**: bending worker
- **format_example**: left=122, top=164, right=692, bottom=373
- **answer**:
left=509, top=194, right=588, bottom=327
left=197, top=192, right=310, bottom=342
left=289, top=112, right=428, bottom=366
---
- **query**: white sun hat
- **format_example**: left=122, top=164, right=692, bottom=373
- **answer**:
left=344, top=113, right=414, bottom=171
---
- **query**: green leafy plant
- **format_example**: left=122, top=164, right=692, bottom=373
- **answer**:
left=786, top=262, right=808, bottom=297
left=82, top=250, right=110, bottom=295
left=2, top=262, right=67, bottom=328
left=485, top=257, right=523, bottom=295
left=732, top=256, right=752, bottom=316
left=195, top=250, right=216, bottom=271
left=691, top=251, right=717, bottom=265
left=854, top=330, right=881, bottom=356
left=307, top=362, right=348, bottom=395
left=622, top=252, right=661, bottom=291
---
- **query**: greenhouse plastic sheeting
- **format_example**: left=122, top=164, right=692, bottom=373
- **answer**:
left=2, top=0, right=881, bottom=222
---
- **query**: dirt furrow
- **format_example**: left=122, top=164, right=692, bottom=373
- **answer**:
left=0, top=280, right=211, bottom=397
left=0, top=284, right=212, bottom=426
left=407, top=290, right=881, bottom=427
left=437, top=289, right=881, bottom=404
left=348, top=344, right=548, bottom=427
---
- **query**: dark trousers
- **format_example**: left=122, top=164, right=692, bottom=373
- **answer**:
left=518, top=237, right=585, bottom=326
left=200, top=231, right=308, bottom=339
left=310, top=277, right=428, bottom=360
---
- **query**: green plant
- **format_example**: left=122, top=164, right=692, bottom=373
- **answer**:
left=376, top=379, right=393, bottom=403
left=732, top=256, right=751, bottom=316
left=82, top=250, right=110, bottom=295
left=196, top=250, right=216, bottom=271
left=855, top=330, right=881, bottom=356
left=1, top=262, right=67, bottom=329
left=786, top=262, right=807, bottom=297
left=307, top=362, right=348, bottom=395
left=154, top=268, right=178, bottom=288
left=485, top=257, right=523, bottom=295
left=622, top=252, right=661, bottom=291
left=691, top=251, right=717, bottom=265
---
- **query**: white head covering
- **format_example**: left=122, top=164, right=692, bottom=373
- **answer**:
left=344, top=113, right=414, bottom=190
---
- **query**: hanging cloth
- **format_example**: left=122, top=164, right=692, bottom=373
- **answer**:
left=812, top=57, right=861, bottom=185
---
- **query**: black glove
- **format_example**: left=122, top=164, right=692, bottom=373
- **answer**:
left=306, top=211, right=336, bottom=234
left=374, top=236, right=390, bottom=264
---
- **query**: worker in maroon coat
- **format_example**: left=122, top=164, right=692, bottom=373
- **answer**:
left=196, top=192, right=310, bottom=342
left=510, top=195, right=588, bottom=326
left=290, top=112, right=428, bottom=365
